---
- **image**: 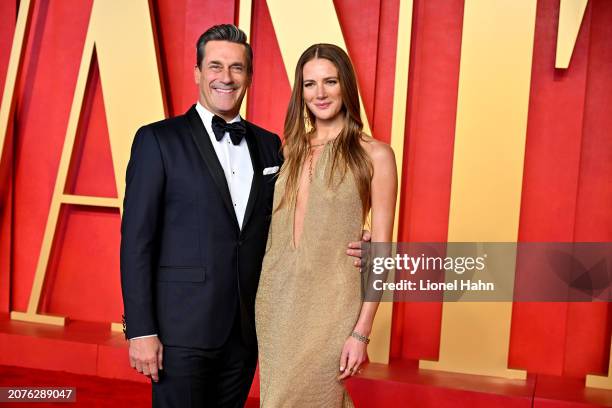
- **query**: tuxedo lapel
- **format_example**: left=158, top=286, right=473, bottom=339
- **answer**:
left=186, top=106, right=240, bottom=231
left=242, top=122, right=262, bottom=232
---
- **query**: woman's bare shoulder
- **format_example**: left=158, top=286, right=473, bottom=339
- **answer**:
left=359, top=133, right=395, bottom=163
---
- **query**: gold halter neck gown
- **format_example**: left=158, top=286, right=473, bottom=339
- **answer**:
left=255, top=141, right=363, bottom=407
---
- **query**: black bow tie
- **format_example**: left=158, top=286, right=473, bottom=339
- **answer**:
left=211, top=115, right=246, bottom=145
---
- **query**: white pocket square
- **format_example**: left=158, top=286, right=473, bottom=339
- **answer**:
left=263, top=166, right=279, bottom=175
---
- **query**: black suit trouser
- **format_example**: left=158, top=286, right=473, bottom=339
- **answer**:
left=152, top=314, right=257, bottom=408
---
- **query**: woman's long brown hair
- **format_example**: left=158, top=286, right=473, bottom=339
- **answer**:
left=277, top=43, right=372, bottom=222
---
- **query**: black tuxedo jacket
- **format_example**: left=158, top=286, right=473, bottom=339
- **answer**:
left=120, top=105, right=282, bottom=349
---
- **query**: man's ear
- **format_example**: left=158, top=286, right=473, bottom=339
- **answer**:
left=194, top=65, right=201, bottom=84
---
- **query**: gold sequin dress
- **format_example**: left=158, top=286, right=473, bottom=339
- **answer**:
left=255, top=142, right=363, bottom=407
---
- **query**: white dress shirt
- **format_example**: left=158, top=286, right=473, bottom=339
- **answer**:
left=129, top=102, right=254, bottom=341
left=195, top=102, right=254, bottom=229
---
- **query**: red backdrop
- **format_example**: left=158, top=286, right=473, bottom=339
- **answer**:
left=0, top=0, right=611, bottom=381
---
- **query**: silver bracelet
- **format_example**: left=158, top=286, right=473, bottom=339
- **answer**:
left=351, top=331, right=370, bottom=344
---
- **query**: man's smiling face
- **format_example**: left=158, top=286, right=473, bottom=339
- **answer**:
left=194, top=40, right=251, bottom=121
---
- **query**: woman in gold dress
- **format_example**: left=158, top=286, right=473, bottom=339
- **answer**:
left=255, top=43, right=397, bottom=407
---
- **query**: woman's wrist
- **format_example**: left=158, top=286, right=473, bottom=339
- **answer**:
left=350, top=331, right=370, bottom=344
left=353, top=322, right=372, bottom=337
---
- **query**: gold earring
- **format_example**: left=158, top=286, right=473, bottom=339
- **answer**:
left=303, top=107, right=313, bottom=132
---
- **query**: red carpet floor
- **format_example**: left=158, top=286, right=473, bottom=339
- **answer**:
left=0, top=365, right=259, bottom=407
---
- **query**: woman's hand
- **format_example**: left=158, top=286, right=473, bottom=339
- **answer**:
left=338, top=336, right=367, bottom=380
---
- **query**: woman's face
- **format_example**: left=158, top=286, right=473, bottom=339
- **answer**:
left=302, top=58, right=343, bottom=123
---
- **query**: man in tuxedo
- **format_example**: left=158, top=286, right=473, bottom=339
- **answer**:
left=121, top=24, right=366, bottom=407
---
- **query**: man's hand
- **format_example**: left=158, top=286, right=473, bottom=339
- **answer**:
left=129, top=336, right=163, bottom=382
left=347, top=229, right=371, bottom=268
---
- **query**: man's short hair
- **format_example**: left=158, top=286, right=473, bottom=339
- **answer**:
left=196, top=24, right=253, bottom=75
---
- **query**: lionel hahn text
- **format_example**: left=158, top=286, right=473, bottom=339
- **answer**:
left=373, top=279, right=495, bottom=292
